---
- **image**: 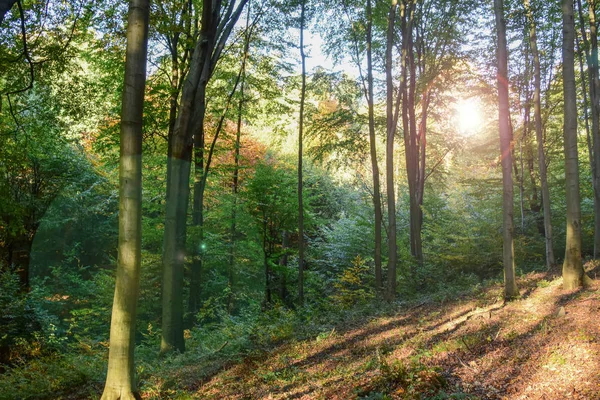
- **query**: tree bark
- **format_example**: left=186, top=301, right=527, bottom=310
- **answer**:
left=562, top=0, right=589, bottom=289
left=366, top=0, right=383, bottom=292
left=162, top=0, right=247, bottom=351
left=187, top=0, right=249, bottom=321
left=228, top=4, right=251, bottom=314
left=385, top=0, right=399, bottom=301
left=101, top=0, right=149, bottom=397
left=588, top=0, right=600, bottom=258
left=576, top=0, right=595, bottom=188
left=525, top=0, right=555, bottom=269
left=494, top=0, right=519, bottom=299
left=298, top=0, right=306, bottom=305
left=161, top=0, right=215, bottom=354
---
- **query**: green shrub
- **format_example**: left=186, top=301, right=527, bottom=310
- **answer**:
left=331, top=255, right=375, bottom=308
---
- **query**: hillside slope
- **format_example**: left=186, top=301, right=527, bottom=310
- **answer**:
left=170, top=272, right=600, bottom=399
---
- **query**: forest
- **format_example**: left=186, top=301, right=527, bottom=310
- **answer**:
left=1, top=0, right=600, bottom=398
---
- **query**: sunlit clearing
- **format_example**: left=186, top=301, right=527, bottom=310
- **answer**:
left=454, top=98, right=483, bottom=136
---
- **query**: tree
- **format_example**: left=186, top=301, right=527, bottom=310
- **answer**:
left=576, top=0, right=600, bottom=258
left=161, top=0, right=247, bottom=353
left=247, top=162, right=299, bottom=307
left=561, top=0, right=590, bottom=289
left=101, top=0, right=149, bottom=397
left=524, top=0, right=555, bottom=269
left=365, top=0, right=383, bottom=291
left=228, top=1, right=253, bottom=313
left=385, top=0, right=399, bottom=300
left=297, top=0, right=307, bottom=304
left=401, top=0, right=471, bottom=268
left=494, top=0, right=519, bottom=299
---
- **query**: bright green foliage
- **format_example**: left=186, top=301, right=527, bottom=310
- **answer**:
left=332, top=255, right=374, bottom=308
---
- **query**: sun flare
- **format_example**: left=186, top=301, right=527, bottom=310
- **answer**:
left=455, top=98, right=483, bottom=135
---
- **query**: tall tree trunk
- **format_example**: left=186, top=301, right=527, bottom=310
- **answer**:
left=407, top=8, right=423, bottom=266
left=162, top=0, right=247, bottom=351
left=101, top=0, right=149, bottom=398
left=228, top=5, right=251, bottom=313
left=576, top=0, right=594, bottom=182
left=525, top=0, right=555, bottom=269
left=577, top=0, right=600, bottom=259
left=385, top=0, right=398, bottom=301
left=562, top=0, right=590, bottom=289
left=188, top=72, right=209, bottom=322
left=297, top=0, right=306, bottom=305
left=187, top=0, right=249, bottom=320
left=588, top=0, right=600, bottom=258
left=366, top=0, right=383, bottom=292
left=161, top=0, right=215, bottom=355
left=494, top=0, right=519, bottom=299
left=398, top=0, right=423, bottom=268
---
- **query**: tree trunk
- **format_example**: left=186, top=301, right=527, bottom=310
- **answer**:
left=385, top=0, right=398, bottom=301
left=525, top=0, right=555, bottom=269
left=562, top=0, right=589, bottom=289
left=7, top=237, right=32, bottom=290
left=263, top=218, right=271, bottom=307
left=188, top=79, right=207, bottom=323
left=228, top=13, right=250, bottom=313
left=186, top=0, right=249, bottom=321
left=588, top=0, right=600, bottom=259
left=297, top=0, right=306, bottom=305
left=161, top=0, right=247, bottom=351
left=279, top=231, right=290, bottom=306
left=101, top=0, right=149, bottom=398
left=575, top=0, right=595, bottom=190
left=494, top=0, right=519, bottom=299
left=161, top=0, right=216, bottom=354
left=366, top=0, right=383, bottom=292
left=399, top=1, right=423, bottom=268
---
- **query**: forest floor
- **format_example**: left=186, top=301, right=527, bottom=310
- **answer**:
left=156, top=267, right=600, bottom=399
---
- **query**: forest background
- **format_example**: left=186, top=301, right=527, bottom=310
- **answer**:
left=0, top=0, right=598, bottom=398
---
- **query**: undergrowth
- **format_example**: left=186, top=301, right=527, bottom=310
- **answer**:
left=0, top=270, right=495, bottom=400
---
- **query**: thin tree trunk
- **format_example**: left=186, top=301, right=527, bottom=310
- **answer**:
left=385, top=0, right=398, bottom=301
left=263, top=218, right=271, bottom=307
left=525, top=0, right=555, bottom=269
left=228, top=5, right=251, bottom=313
left=279, top=231, right=290, bottom=306
left=298, top=0, right=306, bottom=305
left=407, top=16, right=423, bottom=266
left=494, top=0, right=519, bottom=299
left=366, top=0, right=383, bottom=292
left=562, top=0, right=590, bottom=288
left=188, top=76, right=208, bottom=323
left=575, top=2, right=594, bottom=178
left=101, top=0, right=149, bottom=397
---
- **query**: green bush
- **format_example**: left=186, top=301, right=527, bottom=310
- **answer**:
left=332, top=255, right=375, bottom=308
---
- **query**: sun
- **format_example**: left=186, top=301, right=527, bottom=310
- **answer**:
left=454, top=98, right=483, bottom=136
